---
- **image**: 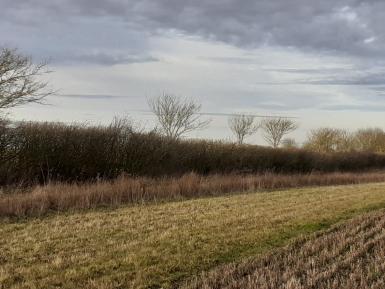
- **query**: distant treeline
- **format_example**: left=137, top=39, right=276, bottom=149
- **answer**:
left=1, top=119, right=385, bottom=186
left=303, top=127, right=385, bottom=153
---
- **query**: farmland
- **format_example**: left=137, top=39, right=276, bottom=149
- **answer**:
left=3, top=2, right=385, bottom=288
left=2, top=182, right=385, bottom=289
left=183, top=208, right=385, bottom=289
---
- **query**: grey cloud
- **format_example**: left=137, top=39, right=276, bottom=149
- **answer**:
left=4, top=0, right=385, bottom=115
left=299, top=71, right=385, bottom=85
left=204, top=56, right=260, bottom=64
left=369, top=86, right=385, bottom=94
left=321, top=104, right=385, bottom=111
left=56, top=94, right=129, bottom=99
left=255, top=103, right=302, bottom=111
left=53, top=52, right=158, bottom=66
left=254, top=67, right=385, bottom=87
left=264, top=68, right=354, bottom=75
left=0, top=14, right=153, bottom=65
left=3, top=0, right=385, bottom=58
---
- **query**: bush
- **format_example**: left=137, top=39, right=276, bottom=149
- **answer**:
left=1, top=120, right=385, bottom=186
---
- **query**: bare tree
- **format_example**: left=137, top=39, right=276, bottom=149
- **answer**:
left=261, top=117, right=298, bottom=148
left=304, top=128, right=353, bottom=153
left=228, top=114, right=259, bottom=144
left=0, top=47, right=53, bottom=110
left=353, top=128, right=385, bottom=153
left=148, top=93, right=210, bottom=139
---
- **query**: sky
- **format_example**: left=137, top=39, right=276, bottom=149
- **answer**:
left=2, top=0, right=385, bottom=144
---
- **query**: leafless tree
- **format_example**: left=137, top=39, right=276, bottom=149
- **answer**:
left=304, top=128, right=353, bottom=153
left=148, top=93, right=210, bottom=139
left=261, top=117, right=298, bottom=148
left=228, top=114, right=259, bottom=144
left=353, top=128, right=385, bottom=153
left=0, top=47, right=53, bottom=110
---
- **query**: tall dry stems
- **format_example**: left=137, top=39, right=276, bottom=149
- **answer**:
left=2, top=171, right=385, bottom=218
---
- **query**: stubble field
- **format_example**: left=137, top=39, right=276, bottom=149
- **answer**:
left=183, top=208, right=385, bottom=289
left=2, top=182, right=385, bottom=288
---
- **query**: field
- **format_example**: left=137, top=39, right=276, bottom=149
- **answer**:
left=4, top=10, right=385, bottom=289
left=183, top=209, right=385, bottom=289
left=2, top=182, right=385, bottom=289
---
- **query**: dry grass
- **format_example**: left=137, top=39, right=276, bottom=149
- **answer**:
left=2, top=183, right=385, bottom=288
left=182, top=209, right=385, bottom=289
left=2, top=171, right=385, bottom=218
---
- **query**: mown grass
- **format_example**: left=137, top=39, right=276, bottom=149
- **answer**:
left=2, top=183, right=385, bottom=289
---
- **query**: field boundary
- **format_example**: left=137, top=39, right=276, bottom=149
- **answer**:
left=2, top=171, right=385, bottom=218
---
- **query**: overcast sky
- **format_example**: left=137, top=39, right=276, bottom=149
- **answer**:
left=2, top=0, right=385, bottom=144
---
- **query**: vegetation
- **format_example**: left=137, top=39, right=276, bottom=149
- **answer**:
left=228, top=114, right=259, bottom=144
left=2, top=46, right=385, bottom=289
left=304, top=127, right=385, bottom=153
left=0, top=47, right=52, bottom=110
left=2, top=171, right=385, bottom=218
left=304, top=128, right=353, bottom=153
left=2, top=183, right=385, bottom=288
left=148, top=93, right=210, bottom=139
left=2, top=120, right=385, bottom=186
left=183, top=209, right=385, bottom=289
left=260, top=117, right=298, bottom=148
left=355, top=128, right=385, bottom=153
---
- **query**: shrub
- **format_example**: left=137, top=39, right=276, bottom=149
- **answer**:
left=1, top=120, right=385, bottom=186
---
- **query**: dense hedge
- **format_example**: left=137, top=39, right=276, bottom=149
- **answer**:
left=1, top=120, right=385, bottom=185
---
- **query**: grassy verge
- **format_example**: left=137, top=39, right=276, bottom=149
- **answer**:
left=2, top=183, right=385, bottom=288
left=2, top=171, right=385, bottom=218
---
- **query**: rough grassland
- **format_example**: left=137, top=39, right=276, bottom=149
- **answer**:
left=3, top=171, right=385, bottom=218
left=182, top=209, right=385, bottom=289
left=2, top=183, right=385, bottom=289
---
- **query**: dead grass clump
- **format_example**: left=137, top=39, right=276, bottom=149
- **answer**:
left=2, top=171, right=385, bottom=218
